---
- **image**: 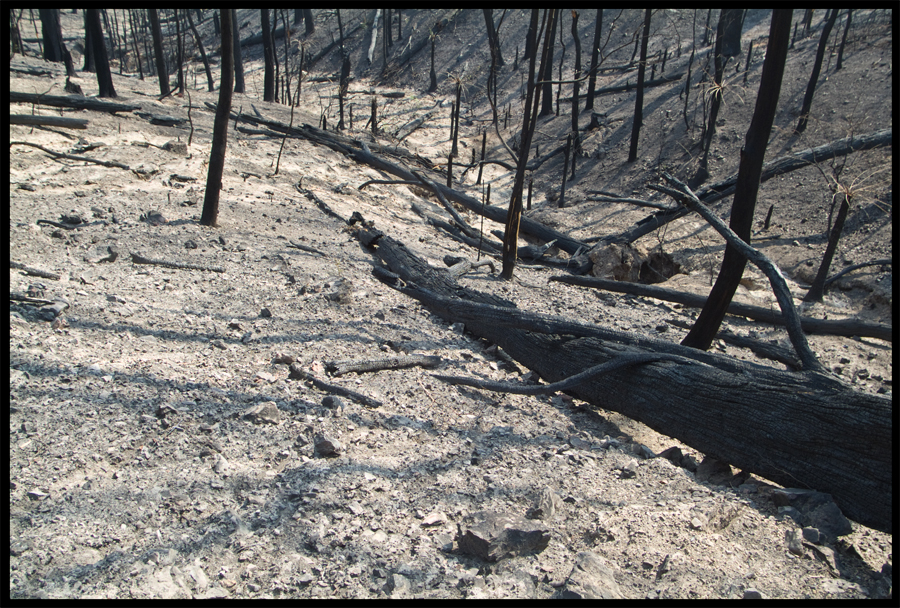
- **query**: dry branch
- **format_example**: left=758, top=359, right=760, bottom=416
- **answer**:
left=548, top=275, right=892, bottom=342
left=10, top=115, right=89, bottom=129
left=11, top=141, right=131, bottom=170
left=10, top=91, right=139, bottom=113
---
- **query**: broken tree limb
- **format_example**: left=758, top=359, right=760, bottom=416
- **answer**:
left=355, top=222, right=891, bottom=534
left=594, top=128, right=892, bottom=249
left=548, top=274, right=892, bottom=342
left=288, top=363, right=383, bottom=408
left=825, top=258, right=891, bottom=287
left=653, top=173, right=823, bottom=372
left=434, top=352, right=703, bottom=395
left=10, top=261, right=61, bottom=280
left=130, top=252, right=225, bottom=273
left=10, top=91, right=140, bottom=113
left=10, top=115, right=89, bottom=129
left=325, top=354, right=442, bottom=377
left=11, top=141, right=131, bottom=170
left=412, top=169, right=479, bottom=240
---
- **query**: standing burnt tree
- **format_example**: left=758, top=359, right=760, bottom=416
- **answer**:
left=795, top=8, right=839, bottom=134
left=681, top=10, right=793, bottom=350
left=186, top=10, right=215, bottom=92
left=585, top=10, right=603, bottom=111
left=501, top=8, right=556, bottom=279
left=85, top=9, right=116, bottom=98
left=148, top=9, right=169, bottom=96
left=693, top=9, right=745, bottom=186
left=261, top=9, right=276, bottom=102
left=200, top=9, right=234, bottom=227
left=231, top=9, right=245, bottom=94
left=627, top=9, right=651, bottom=163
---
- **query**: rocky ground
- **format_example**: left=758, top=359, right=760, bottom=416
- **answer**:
left=9, top=9, right=892, bottom=599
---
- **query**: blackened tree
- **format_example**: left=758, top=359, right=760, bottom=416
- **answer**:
left=627, top=9, right=651, bottom=163
left=148, top=9, right=169, bottom=96
left=585, top=10, right=603, bottom=111
left=200, top=9, right=234, bottom=227
left=681, top=10, right=793, bottom=350
left=795, top=9, right=839, bottom=134
left=231, top=9, right=245, bottom=94
left=261, top=9, right=275, bottom=101
left=86, top=9, right=116, bottom=97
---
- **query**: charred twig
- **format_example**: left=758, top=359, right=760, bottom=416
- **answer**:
left=130, top=252, right=225, bottom=273
left=287, top=241, right=326, bottom=256
left=434, top=353, right=700, bottom=395
left=325, top=354, right=442, bottom=376
left=11, top=141, right=131, bottom=170
left=10, top=261, right=61, bottom=280
left=289, top=363, right=383, bottom=408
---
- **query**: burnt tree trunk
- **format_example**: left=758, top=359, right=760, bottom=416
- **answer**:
left=354, top=226, right=892, bottom=535
left=570, top=10, right=581, bottom=134
left=483, top=9, right=505, bottom=68
left=627, top=9, right=651, bottom=162
left=261, top=9, right=275, bottom=102
left=802, top=193, right=851, bottom=303
left=539, top=11, right=558, bottom=117
left=501, top=8, right=549, bottom=280
left=39, top=9, right=65, bottom=63
left=585, top=10, right=602, bottom=111
left=795, top=8, right=839, bottom=134
left=682, top=9, right=792, bottom=350
left=186, top=10, right=214, bottom=92
left=231, top=9, right=245, bottom=94
left=200, top=9, right=233, bottom=227
left=86, top=9, right=116, bottom=98
left=148, top=9, right=169, bottom=96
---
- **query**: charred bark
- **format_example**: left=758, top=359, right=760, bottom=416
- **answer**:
left=200, top=9, right=233, bottom=227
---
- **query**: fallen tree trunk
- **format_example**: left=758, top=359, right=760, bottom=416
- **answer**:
left=549, top=274, right=892, bottom=342
left=354, top=222, right=892, bottom=534
left=10, top=114, right=89, bottom=129
left=595, top=128, right=892, bottom=249
left=10, top=91, right=140, bottom=114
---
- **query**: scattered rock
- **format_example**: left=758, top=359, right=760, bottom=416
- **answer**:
left=770, top=488, right=852, bottom=541
left=242, top=402, right=283, bottom=425
left=456, top=511, right=550, bottom=562
left=314, top=435, right=343, bottom=458
left=526, top=487, right=563, bottom=521
left=556, top=551, right=624, bottom=599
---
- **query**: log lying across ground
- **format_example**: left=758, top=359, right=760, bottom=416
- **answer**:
left=549, top=274, right=892, bottom=342
left=10, top=91, right=140, bottom=114
left=353, top=223, right=892, bottom=534
left=10, top=115, right=89, bottom=129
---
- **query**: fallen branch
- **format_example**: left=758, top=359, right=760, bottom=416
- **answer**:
left=286, top=241, right=326, bottom=256
left=825, top=258, right=891, bottom=287
left=10, top=261, right=61, bottom=280
left=435, top=353, right=701, bottom=395
left=355, top=223, right=892, bottom=534
left=594, top=128, right=892, bottom=249
left=10, top=115, right=89, bottom=130
left=288, top=363, right=383, bottom=408
left=10, top=91, right=140, bottom=113
left=130, top=252, right=225, bottom=273
left=548, top=275, right=892, bottom=342
left=325, top=354, right=442, bottom=377
left=11, top=141, right=131, bottom=170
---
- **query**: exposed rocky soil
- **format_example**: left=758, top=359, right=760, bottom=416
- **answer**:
left=9, top=9, right=892, bottom=599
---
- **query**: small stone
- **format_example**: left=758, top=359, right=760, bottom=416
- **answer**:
left=785, top=529, right=804, bottom=556
left=314, top=435, right=343, bottom=457
left=743, top=588, right=764, bottom=599
left=422, top=511, right=447, bottom=526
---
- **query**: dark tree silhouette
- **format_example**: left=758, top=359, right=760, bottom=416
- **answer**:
left=585, top=10, right=603, bottom=111
left=186, top=10, right=214, bottom=91
left=795, top=9, right=839, bottom=134
left=502, top=8, right=554, bottom=280
left=682, top=9, right=793, bottom=351
left=835, top=9, right=852, bottom=71
left=539, top=10, right=558, bottom=117
left=82, top=10, right=96, bottom=72
left=200, top=9, right=234, bottom=227
left=261, top=9, right=275, bottom=102
left=148, top=9, right=169, bottom=96
left=174, top=9, right=185, bottom=96
left=570, top=10, right=581, bottom=133
left=231, top=9, right=245, bottom=94
left=39, top=9, right=65, bottom=62
left=483, top=9, right=504, bottom=68
left=627, top=9, right=651, bottom=163
left=86, top=9, right=116, bottom=97
left=694, top=9, right=744, bottom=186
left=303, top=9, right=315, bottom=35
left=428, top=25, right=438, bottom=93
left=802, top=194, right=850, bottom=303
